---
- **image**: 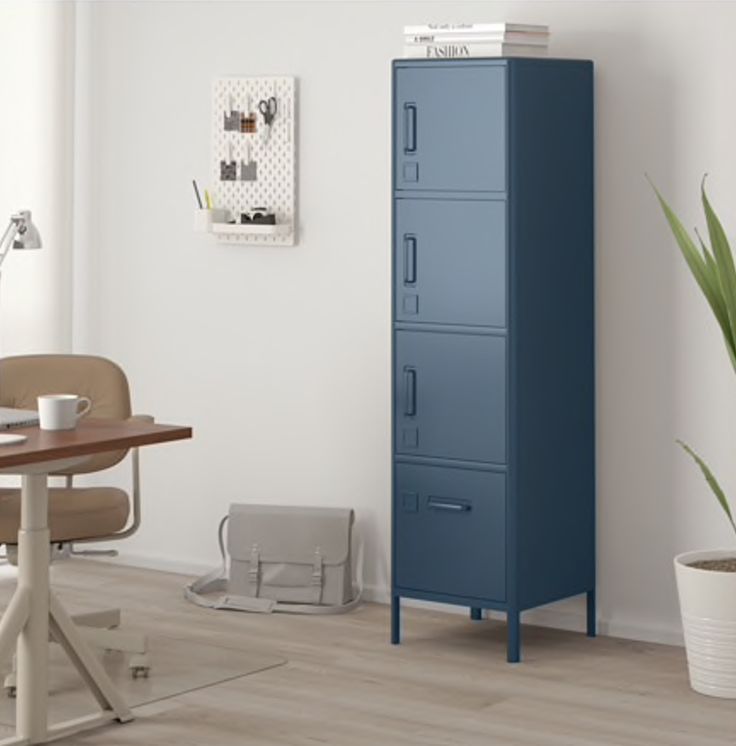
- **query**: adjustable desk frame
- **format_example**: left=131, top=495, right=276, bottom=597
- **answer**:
left=0, top=419, right=191, bottom=745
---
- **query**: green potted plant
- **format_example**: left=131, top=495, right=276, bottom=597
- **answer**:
left=653, top=177, right=736, bottom=698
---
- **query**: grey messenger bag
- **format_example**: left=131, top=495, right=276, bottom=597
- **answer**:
left=185, top=504, right=363, bottom=614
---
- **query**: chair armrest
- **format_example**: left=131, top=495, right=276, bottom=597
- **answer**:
left=112, top=415, right=154, bottom=540
left=127, top=414, right=155, bottom=424
left=60, top=414, right=156, bottom=545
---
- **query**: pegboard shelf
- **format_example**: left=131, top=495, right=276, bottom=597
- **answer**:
left=211, top=222, right=292, bottom=236
left=211, top=76, right=297, bottom=247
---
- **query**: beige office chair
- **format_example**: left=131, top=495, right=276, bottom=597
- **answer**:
left=0, top=354, right=151, bottom=695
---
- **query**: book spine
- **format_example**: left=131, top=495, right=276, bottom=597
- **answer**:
left=405, top=32, right=549, bottom=45
left=402, top=43, right=547, bottom=59
left=403, top=23, right=548, bottom=35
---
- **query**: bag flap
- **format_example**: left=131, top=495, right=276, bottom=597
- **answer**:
left=227, top=504, right=354, bottom=566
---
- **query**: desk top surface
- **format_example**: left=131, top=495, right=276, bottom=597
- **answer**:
left=0, top=418, right=192, bottom=469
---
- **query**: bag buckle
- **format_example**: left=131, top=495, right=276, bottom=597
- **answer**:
left=249, top=544, right=261, bottom=584
left=311, top=548, right=323, bottom=586
left=311, top=548, right=324, bottom=605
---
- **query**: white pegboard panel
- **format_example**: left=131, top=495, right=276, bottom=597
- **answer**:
left=212, top=76, right=297, bottom=246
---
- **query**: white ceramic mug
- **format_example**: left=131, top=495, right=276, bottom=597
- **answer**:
left=37, top=394, right=92, bottom=431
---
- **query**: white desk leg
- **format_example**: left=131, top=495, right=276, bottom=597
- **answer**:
left=0, top=466, right=132, bottom=746
left=48, top=594, right=131, bottom=721
left=16, top=474, right=49, bottom=743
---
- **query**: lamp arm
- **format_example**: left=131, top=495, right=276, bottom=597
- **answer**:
left=0, top=219, right=18, bottom=271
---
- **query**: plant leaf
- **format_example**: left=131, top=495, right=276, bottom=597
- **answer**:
left=649, top=177, right=736, bottom=373
left=702, top=179, right=736, bottom=366
left=695, top=227, right=736, bottom=355
left=677, top=440, right=736, bottom=538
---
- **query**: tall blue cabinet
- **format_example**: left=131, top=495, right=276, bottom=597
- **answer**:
left=391, top=58, right=595, bottom=663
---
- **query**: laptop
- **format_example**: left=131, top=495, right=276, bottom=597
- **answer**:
left=0, top=407, right=39, bottom=430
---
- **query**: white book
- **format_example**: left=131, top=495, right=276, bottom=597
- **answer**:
left=404, top=22, right=549, bottom=35
left=403, top=42, right=548, bottom=59
left=405, top=32, right=550, bottom=46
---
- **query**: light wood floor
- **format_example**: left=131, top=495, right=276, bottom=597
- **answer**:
left=1, top=560, right=734, bottom=746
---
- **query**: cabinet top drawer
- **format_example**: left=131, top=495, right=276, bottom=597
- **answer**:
left=393, top=65, right=506, bottom=193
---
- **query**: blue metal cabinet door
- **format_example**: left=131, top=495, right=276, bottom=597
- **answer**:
left=394, top=463, right=506, bottom=601
left=395, top=199, right=506, bottom=326
left=394, top=64, right=506, bottom=192
left=395, top=331, right=506, bottom=463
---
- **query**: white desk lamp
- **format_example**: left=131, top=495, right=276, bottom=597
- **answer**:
left=0, top=210, right=42, bottom=265
left=0, top=211, right=42, bottom=353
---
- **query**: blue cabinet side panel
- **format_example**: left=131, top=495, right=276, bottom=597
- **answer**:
left=508, top=60, right=595, bottom=609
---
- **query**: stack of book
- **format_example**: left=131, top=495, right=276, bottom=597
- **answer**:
left=403, top=22, right=549, bottom=59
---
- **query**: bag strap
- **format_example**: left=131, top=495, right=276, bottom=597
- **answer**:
left=183, top=514, right=365, bottom=615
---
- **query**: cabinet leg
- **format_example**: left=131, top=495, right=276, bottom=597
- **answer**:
left=470, top=607, right=482, bottom=621
left=391, top=595, right=401, bottom=645
left=507, top=609, right=521, bottom=663
left=586, top=589, right=596, bottom=638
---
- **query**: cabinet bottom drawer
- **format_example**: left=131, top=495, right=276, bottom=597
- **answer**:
left=393, top=463, right=506, bottom=601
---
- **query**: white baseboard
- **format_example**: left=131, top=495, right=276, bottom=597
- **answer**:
left=107, top=552, right=684, bottom=647
left=95, top=550, right=215, bottom=578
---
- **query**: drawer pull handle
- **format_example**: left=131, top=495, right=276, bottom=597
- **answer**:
left=428, top=498, right=471, bottom=513
left=403, top=102, right=417, bottom=154
left=403, top=234, right=417, bottom=285
left=403, top=366, right=416, bottom=416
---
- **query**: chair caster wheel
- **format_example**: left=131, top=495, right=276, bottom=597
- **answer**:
left=4, top=671, right=16, bottom=698
left=129, top=653, right=150, bottom=679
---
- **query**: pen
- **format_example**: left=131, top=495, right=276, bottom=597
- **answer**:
left=204, top=189, right=213, bottom=209
left=192, top=179, right=203, bottom=209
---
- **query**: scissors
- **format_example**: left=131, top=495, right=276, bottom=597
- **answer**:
left=258, top=97, right=277, bottom=127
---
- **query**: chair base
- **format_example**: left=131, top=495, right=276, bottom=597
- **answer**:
left=3, top=608, right=149, bottom=697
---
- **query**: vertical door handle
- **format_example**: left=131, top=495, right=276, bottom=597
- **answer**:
left=403, top=235, right=417, bottom=285
left=403, top=366, right=416, bottom=416
left=403, top=102, right=417, bottom=154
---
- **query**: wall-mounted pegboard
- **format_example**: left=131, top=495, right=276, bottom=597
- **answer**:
left=211, top=76, right=297, bottom=246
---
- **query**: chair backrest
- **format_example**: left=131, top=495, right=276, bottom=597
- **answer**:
left=0, top=354, right=132, bottom=474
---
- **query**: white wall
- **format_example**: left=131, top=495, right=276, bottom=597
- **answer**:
left=74, top=0, right=736, bottom=644
left=0, top=2, right=75, bottom=354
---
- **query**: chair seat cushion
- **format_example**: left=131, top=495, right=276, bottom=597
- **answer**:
left=0, top=487, right=129, bottom=544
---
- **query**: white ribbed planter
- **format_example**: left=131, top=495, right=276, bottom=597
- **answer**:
left=675, top=549, right=736, bottom=698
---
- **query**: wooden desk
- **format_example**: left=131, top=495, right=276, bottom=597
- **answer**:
left=0, top=419, right=192, bottom=745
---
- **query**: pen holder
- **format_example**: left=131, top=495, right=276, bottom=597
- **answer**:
left=194, top=208, right=229, bottom=233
